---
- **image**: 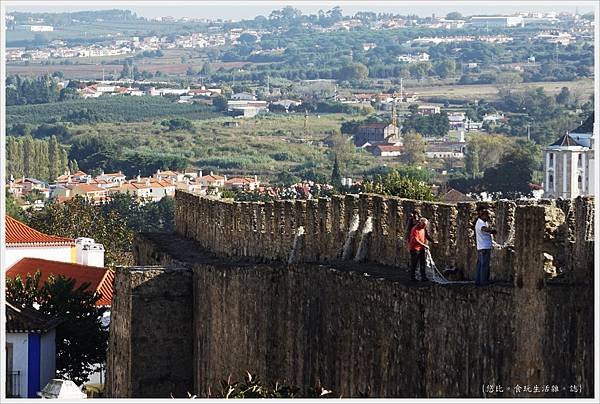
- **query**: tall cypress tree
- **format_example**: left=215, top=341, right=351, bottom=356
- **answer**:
left=331, top=154, right=342, bottom=189
left=22, top=135, right=35, bottom=178
left=35, top=140, right=50, bottom=181
left=48, top=135, right=61, bottom=181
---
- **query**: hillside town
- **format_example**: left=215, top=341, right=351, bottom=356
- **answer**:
left=4, top=10, right=594, bottom=62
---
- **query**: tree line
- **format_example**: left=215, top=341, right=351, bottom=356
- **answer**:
left=6, top=135, right=73, bottom=182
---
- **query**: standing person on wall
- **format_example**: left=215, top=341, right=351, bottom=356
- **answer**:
left=475, top=208, right=497, bottom=286
left=408, top=217, right=430, bottom=282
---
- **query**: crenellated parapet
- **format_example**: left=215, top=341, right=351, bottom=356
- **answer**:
left=175, top=191, right=594, bottom=284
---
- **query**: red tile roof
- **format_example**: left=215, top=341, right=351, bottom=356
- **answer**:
left=6, top=216, right=75, bottom=247
left=7, top=258, right=114, bottom=307
left=201, top=174, right=225, bottom=181
left=71, top=183, right=107, bottom=193
left=225, top=177, right=257, bottom=184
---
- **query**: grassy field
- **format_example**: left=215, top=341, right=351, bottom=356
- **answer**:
left=69, top=113, right=391, bottom=179
left=411, top=78, right=595, bottom=101
left=7, top=49, right=266, bottom=80
left=7, top=96, right=217, bottom=125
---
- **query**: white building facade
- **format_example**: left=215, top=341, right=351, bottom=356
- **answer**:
left=544, top=117, right=595, bottom=199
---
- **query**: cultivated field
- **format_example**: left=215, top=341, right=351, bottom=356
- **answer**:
left=411, top=78, right=595, bottom=101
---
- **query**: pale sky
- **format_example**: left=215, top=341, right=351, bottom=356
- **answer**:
left=6, top=1, right=596, bottom=21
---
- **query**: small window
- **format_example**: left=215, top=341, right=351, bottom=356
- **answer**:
left=549, top=153, right=554, bottom=163
left=549, top=174, right=554, bottom=190
left=578, top=154, right=582, bottom=167
left=578, top=175, right=583, bottom=189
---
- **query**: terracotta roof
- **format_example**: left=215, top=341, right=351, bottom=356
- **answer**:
left=7, top=258, right=114, bottom=307
left=72, top=183, right=106, bottom=193
left=201, top=174, right=225, bottom=181
left=155, top=170, right=180, bottom=176
left=6, top=301, right=64, bottom=333
left=226, top=177, right=258, bottom=184
left=440, top=188, right=475, bottom=203
left=549, top=134, right=584, bottom=147
left=6, top=216, right=75, bottom=247
left=56, top=196, right=73, bottom=203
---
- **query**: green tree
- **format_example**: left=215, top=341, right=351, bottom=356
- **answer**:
left=364, top=169, right=436, bottom=201
left=401, top=131, right=426, bottom=164
left=6, top=271, right=109, bottom=386
left=212, top=94, right=228, bottom=111
left=69, top=136, right=121, bottom=173
left=467, top=134, right=511, bottom=173
left=22, top=135, right=35, bottom=177
left=239, top=33, right=258, bottom=44
left=68, top=159, right=79, bottom=173
left=161, top=118, right=195, bottom=132
left=274, top=171, right=301, bottom=186
left=200, top=62, right=213, bottom=76
left=482, top=145, right=538, bottom=196
left=331, top=154, right=342, bottom=189
left=445, top=12, right=463, bottom=20
left=433, top=59, right=456, bottom=79
left=409, top=62, right=432, bottom=80
left=6, top=190, right=25, bottom=221
left=337, top=62, right=369, bottom=81
left=555, top=86, right=571, bottom=105
left=34, top=140, right=50, bottom=180
left=27, top=197, right=134, bottom=266
left=464, top=143, right=480, bottom=177
left=495, top=72, right=523, bottom=99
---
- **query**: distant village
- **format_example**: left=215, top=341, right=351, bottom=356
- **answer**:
left=5, top=10, right=593, bottom=62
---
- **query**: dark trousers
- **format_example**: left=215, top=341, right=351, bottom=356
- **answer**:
left=410, top=249, right=426, bottom=280
left=476, top=249, right=492, bottom=285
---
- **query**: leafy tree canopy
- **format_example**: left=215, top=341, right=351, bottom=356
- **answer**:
left=6, top=271, right=108, bottom=386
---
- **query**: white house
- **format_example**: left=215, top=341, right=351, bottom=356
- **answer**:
left=6, top=302, right=62, bottom=398
left=5, top=216, right=75, bottom=269
left=231, top=92, right=256, bottom=101
left=543, top=115, right=595, bottom=198
left=470, top=16, right=524, bottom=28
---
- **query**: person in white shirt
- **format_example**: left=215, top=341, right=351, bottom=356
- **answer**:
left=475, top=208, right=496, bottom=285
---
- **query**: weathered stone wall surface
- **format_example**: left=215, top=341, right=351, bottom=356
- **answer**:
left=105, top=266, right=194, bottom=398
left=175, top=192, right=527, bottom=282
left=191, top=262, right=516, bottom=397
left=105, top=193, right=594, bottom=398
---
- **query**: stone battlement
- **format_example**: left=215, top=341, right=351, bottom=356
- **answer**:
left=175, top=191, right=594, bottom=282
left=105, top=192, right=595, bottom=398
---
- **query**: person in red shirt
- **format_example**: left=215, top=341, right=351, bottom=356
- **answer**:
left=408, top=217, right=429, bottom=282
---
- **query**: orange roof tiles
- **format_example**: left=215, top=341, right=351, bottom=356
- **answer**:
left=7, top=258, right=114, bottom=307
left=201, top=174, right=224, bottom=181
left=6, top=216, right=75, bottom=247
left=72, top=183, right=106, bottom=193
left=226, top=177, right=258, bottom=184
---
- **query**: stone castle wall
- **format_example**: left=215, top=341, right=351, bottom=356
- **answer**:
left=106, top=192, right=595, bottom=398
left=175, top=191, right=593, bottom=281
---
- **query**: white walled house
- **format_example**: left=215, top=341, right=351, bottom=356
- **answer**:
left=5, top=216, right=106, bottom=269
left=544, top=115, right=595, bottom=199
left=5, top=216, right=75, bottom=269
left=6, top=302, right=61, bottom=398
